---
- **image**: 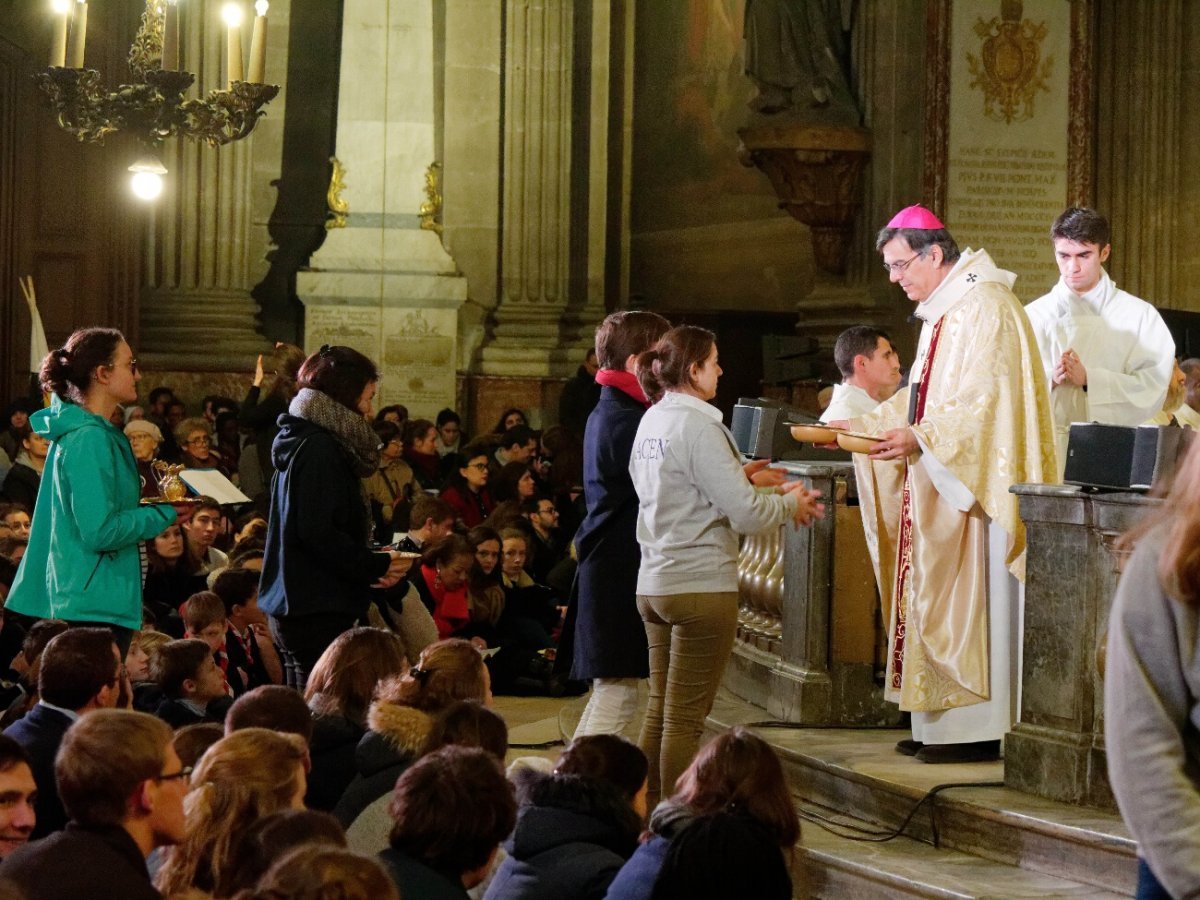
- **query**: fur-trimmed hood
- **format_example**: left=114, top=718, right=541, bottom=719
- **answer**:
left=355, top=702, right=434, bottom=778
left=508, top=773, right=641, bottom=861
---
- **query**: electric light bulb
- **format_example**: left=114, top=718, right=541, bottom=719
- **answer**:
left=131, top=171, right=164, bottom=201
left=255, top=0, right=268, bottom=15
left=221, top=2, right=243, bottom=27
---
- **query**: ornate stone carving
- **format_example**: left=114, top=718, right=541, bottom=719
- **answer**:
left=966, top=0, right=1053, bottom=125
left=738, top=123, right=871, bottom=275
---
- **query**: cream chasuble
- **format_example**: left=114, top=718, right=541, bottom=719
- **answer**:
left=850, top=249, right=1056, bottom=718
left=1025, top=270, right=1175, bottom=478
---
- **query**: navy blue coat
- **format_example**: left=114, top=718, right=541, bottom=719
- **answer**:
left=484, top=774, right=640, bottom=900
left=259, top=415, right=390, bottom=622
left=603, top=835, right=669, bottom=900
left=567, top=387, right=649, bottom=680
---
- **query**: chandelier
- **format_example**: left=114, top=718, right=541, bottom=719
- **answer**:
left=35, top=0, right=280, bottom=197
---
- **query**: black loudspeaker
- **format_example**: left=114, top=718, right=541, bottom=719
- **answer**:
left=1063, top=423, right=1138, bottom=489
left=1131, top=425, right=1195, bottom=490
left=729, top=398, right=847, bottom=462
left=1064, top=423, right=1195, bottom=491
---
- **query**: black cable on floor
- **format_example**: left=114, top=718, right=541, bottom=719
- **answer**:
left=508, top=739, right=566, bottom=750
left=798, top=780, right=1005, bottom=846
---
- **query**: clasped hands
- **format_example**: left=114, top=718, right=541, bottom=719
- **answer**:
left=1052, top=348, right=1087, bottom=388
left=743, top=459, right=825, bottom=527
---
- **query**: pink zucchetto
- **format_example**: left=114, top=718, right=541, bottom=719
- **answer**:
left=885, top=205, right=945, bottom=230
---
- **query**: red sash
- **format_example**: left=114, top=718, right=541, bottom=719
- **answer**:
left=889, top=318, right=945, bottom=691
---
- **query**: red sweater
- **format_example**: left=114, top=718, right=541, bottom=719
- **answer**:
left=420, top=564, right=470, bottom=638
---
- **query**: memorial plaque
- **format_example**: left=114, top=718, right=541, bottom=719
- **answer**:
left=380, top=308, right=458, bottom=418
left=937, top=0, right=1074, bottom=299
left=303, top=305, right=382, bottom=354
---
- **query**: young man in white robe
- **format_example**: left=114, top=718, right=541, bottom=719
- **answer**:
left=1024, top=207, right=1176, bottom=477
left=820, top=326, right=902, bottom=422
left=828, top=205, right=1056, bottom=764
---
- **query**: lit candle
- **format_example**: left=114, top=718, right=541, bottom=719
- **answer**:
left=247, top=0, right=268, bottom=84
left=162, top=0, right=180, bottom=71
left=222, top=2, right=244, bottom=87
left=50, top=0, right=70, bottom=67
left=66, top=0, right=87, bottom=69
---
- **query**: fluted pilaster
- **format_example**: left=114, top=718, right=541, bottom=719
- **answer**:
left=1095, top=0, right=1182, bottom=307
left=478, top=0, right=575, bottom=375
left=140, top=0, right=280, bottom=367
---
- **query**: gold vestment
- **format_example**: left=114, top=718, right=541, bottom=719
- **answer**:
left=852, top=251, right=1056, bottom=712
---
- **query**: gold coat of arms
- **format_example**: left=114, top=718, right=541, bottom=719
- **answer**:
left=967, top=0, right=1053, bottom=124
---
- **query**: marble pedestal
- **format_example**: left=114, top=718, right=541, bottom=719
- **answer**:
left=1005, top=484, right=1157, bottom=808
left=724, top=461, right=900, bottom=726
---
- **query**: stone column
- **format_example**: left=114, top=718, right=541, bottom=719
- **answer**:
left=140, top=0, right=286, bottom=369
left=297, top=0, right=468, bottom=418
left=477, top=0, right=575, bottom=377
left=1094, top=0, right=1182, bottom=306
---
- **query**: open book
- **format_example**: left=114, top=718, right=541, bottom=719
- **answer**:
left=180, top=469, right=252, bottom=505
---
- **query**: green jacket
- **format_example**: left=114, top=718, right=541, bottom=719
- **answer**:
left=6, top=395, right=176, bottom=631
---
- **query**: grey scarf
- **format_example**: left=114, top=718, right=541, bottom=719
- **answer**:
left=289, top=388, right=380, bottom=478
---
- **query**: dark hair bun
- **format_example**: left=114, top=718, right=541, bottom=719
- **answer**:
left=38, top=329, right=124, bottom=402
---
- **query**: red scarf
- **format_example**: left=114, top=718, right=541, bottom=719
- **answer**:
left=596, top=369, right=649, bottom=408
left=421, top=564, right=470, bottom=638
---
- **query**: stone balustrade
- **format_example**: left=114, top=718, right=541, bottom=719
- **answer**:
left=723, top=461, right=899, bottom=726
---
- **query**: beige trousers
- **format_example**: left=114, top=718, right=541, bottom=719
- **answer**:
left=637, top=591, right=739, bottom=803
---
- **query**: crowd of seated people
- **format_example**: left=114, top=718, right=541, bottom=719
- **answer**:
left=0, top=353, right=808, bottom=899
left=0, top=591, right=803, bottom=899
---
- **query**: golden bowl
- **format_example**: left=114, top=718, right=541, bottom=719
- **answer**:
left=790, top=424, right=839, bottom=444
left=836, top=432, right=882, bottom=454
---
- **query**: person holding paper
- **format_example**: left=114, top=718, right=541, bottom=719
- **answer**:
left=259, top=345, right=414, bottom=688
left=5, top=328, right=177, bottom=653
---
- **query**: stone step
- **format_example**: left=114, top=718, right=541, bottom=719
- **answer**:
left=706, top=693, right=1137, bottom=897
left=796, top=818, right=1129, bottom=899
left=139, top=324, right=268, bottom=343
left=140, top=309, right=263, bottom=328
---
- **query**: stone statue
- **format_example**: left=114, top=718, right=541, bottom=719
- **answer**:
left=743, top=0, right=860, bottom=122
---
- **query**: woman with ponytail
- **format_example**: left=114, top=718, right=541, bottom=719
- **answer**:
left=629, top=325, right=824, bottom=804
left=6, top=329, right=177, bottom=651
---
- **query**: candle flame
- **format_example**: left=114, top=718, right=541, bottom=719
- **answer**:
left=255, top=0, right=268, bottom=15
left=51, top=0, right=71, bottom=13
left=221, top=2, right=243, bottom=27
